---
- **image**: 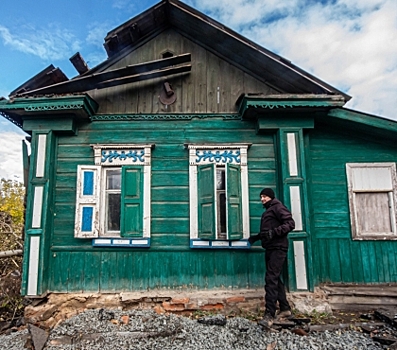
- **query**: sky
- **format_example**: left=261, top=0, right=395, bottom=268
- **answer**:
left=0, top=0, right=396, bottom=181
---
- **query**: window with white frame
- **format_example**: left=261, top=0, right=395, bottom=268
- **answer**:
left=188, top=144, right=251, bottom=249
left=346, top=163, right=397, bottom=240
left=74, top=144, right=153, bottom=247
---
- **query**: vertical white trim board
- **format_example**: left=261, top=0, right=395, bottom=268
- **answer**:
left=143, top=164, right=151, bottom=238
left=241, top=164, right=250, bottom=238
left=189, top=165, right=198, bottom=238
left=27, top=236, right=40, bottom=296
left=287, top=133, right=298, bottom=177
left=32, top=186, right=44, bottom=228
left=290, top=186, right=303, bottom=231
left=36, top=134, right=47, bottom=178
left=293, top=240, right=308, bottom=290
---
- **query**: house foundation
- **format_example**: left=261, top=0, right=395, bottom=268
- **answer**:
left=24, top=288, right=331, bottom=329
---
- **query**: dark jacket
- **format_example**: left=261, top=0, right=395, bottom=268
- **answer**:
left=259, top=198, right=295, bottom=250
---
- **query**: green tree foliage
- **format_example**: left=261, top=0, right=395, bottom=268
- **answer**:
left=0, top=178, right=25, bottom=231
left=0, top=179, right=25, bottom=323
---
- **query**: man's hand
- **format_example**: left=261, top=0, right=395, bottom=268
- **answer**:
left=261, top=230, right=274, bottom=241
left=248, top=234, right=260, bottom=245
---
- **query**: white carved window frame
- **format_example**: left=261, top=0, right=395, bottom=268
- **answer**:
left=187, top=144, right=251, bottom=249
left=74, top=144, right=153, bottom=248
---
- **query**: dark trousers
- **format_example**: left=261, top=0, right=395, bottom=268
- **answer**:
left=264, top=249, right=290, bottom=316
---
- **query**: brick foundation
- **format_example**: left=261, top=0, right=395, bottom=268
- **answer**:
left=24, top=288, right=331, bottom=329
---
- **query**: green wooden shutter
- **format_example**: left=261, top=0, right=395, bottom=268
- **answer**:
left=226, top=163, right=243, bottom=240
left=197, top=164, right=216, bottom=240
left=121, top=166, right=144, bottom=237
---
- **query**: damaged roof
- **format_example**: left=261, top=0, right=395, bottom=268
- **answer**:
left=8, top=0, right=350, bottom=100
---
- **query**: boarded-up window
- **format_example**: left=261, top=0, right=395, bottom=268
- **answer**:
left=346, top=163, right=397, bottom=239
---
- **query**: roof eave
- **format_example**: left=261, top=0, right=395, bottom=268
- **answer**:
left=238, top=94, right=346, bottom=118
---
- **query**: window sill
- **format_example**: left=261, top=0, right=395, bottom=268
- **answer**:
left=190, top=239, right=250, bottom=249
left=352, top=235, right=397, bottom=241
left=92, top=238, right=150, bottom=247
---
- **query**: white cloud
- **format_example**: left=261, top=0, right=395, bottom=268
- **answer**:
left=112, top=0, right=139, bottom=12
left=0, top=24, right=81, bottom=61
left=184, top=0, right=397, bottom=119
left=0, top=120, right=28, bottom=181
left=86, top=23, right=110, bottom=48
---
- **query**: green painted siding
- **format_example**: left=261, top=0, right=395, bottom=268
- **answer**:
left=48, top=118, right=276, bottom=291
left=309, top=127, right=397, bottom=285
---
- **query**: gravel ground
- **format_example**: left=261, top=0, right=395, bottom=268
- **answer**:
left=0, top=309, right=384, bottom=350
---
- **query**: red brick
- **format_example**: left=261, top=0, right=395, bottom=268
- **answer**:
left=162, top=302, right=185, bottom=311
left=226, top=296, right=245, bottom=303
left=185, top=303, right=199, bottom=310
left=154, top=305, right=165, bottom=314
left=200, top=303, right=224, bottom=310
left=171, top=298, right=190, bottom=304
left=120, top=315, right=129, bottom=324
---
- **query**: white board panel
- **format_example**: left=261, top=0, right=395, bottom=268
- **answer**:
left=287, top=133, right=298, bottom=177
left=290, top=186, right=303, bottom=231
left=293, top=240, right=308, bottom=290
left=36, top=134, right=47, bottom=178
left=27, top=236, right=40, bottom=296
left=32, top=186, right=44, bottom=228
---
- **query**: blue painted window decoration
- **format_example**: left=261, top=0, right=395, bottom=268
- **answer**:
left=83, top=171, right=94, bottom=195
left=196, top=150, right=240, bottom=164
left=81, top=207, right=93, bottom=232
left=101, top=150, right=145, bottom=164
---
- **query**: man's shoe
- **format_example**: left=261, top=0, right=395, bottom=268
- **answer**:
left=258, top=313, right=274, bottom=328
left=276, top=309, right=292, bottom=319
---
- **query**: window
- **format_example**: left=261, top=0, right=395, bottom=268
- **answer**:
left=346, top=163, right=397, bottom=240
left=188, top=144, right=251, bottom=249
left=74, top=144, right=153, bottom=247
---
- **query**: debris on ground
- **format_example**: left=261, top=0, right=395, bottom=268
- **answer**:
left=2, top=308, right=397, bottom=349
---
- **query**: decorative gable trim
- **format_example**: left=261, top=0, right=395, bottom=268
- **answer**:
left=238, top=94, right=346, bottom=117
left=0, top=95, right=98, bottom=125
left=90, top=114, right=241, bottom=121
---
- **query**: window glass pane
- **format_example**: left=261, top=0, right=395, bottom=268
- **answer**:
left=107, top=169, right=121, bottom=190
left=107, top=193, right=121, bottom=231
left=218, top=192, right=226, bottom=236
left=216, top=167, right=226, bottom=238
left=356, top=192, right=392, bottom=233
left=216, top=168, right=225, bottom=190
left=352, top=167, right=392, bottom=191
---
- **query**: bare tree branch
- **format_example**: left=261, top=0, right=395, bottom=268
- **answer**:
left=0, top=250, right=23, bottom=258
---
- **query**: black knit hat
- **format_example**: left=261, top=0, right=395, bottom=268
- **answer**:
left=260, top=188, right=275, bottom=199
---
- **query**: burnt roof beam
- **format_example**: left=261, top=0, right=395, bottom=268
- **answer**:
left=18, top=53, right=191, bottom=96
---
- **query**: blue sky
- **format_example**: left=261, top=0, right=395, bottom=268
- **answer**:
left=1, top=0, right=396, bottom=180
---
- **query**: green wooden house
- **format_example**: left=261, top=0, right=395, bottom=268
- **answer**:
left=1, top=0, right=397, bottom=298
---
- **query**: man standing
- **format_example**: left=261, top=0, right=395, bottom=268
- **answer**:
left=248, top=188, right=295, bottom=329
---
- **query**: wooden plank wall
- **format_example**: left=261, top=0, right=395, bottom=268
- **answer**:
left=49, top=119, right=276, bottom=292
left=89, top=29, right=276, bottom=115
left=309, top=126, right=397, bottom=285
